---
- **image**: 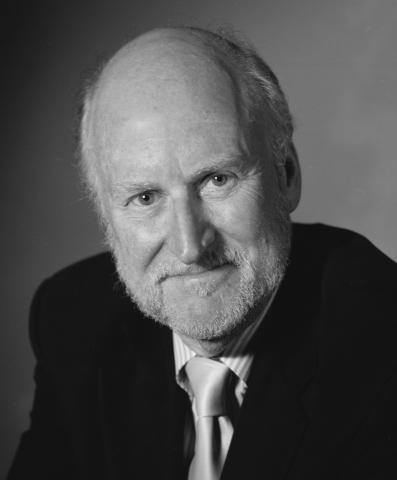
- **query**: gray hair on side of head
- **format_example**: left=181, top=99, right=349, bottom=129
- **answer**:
left=78, top=63, right=109, bottom=221
left=78, top=25, right=295, bottom=220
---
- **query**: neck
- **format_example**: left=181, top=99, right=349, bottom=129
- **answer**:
left=178, top=334, right=231, bottom=358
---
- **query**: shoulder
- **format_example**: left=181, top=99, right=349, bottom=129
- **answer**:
left=292, top=222, right=396, bottom=287
left=35, top=252, right=119, bottom=305
left=29, top=252, right=139, bottom=366
left=294, top=223, right=397, bottom=368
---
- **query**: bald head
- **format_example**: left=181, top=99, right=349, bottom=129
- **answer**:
left=88, top=29, right=245, bottom=159
left=87, top=28, right=249, bottom=120
left=80, top=27, right=297, bottom=215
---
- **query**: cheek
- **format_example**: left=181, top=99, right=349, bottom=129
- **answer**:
left=211, top=184, right=275, bottom=246
left=110, top=212, right=165, bottom=270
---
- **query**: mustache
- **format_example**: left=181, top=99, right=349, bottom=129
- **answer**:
left=149, top=245, right=247, bottom=283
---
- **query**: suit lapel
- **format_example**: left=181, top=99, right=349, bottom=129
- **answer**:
left=222, top=224, right=397, bottom=479
left=97, top=295, right=189, bottom=480
left=287, top=266, right=397, bottom=478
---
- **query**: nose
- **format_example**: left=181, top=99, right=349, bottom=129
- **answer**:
left=168, top=195, right=215, bottom=264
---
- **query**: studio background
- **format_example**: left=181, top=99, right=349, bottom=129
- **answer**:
left=2, top=0, right=396, bottom=475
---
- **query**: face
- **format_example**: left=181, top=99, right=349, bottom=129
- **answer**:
left=90, top=41, right=294, bottom=349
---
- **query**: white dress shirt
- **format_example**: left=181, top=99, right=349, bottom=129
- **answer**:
left=172, top=289, right=278, bottom=462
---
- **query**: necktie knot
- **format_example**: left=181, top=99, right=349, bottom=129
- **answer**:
left=185, top=356, right=231, bottom=418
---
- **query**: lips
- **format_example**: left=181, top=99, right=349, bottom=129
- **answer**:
left=166, top=261, right=229, bottom=277
left=163, top=264, right=235, bottom=294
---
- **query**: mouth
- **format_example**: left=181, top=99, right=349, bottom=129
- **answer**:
left=163, top=262, right=231, bottom=279
left=162, top=263, right=235, bottom=292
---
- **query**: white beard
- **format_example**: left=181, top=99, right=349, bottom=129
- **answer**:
left=107, top=196, right=291, bottom=342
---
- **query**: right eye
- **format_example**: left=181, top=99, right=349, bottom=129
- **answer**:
left=128, top=190, right=159, bottom=207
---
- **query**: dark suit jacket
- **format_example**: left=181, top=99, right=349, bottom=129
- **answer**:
left=8, top=224, right=397, bottom=479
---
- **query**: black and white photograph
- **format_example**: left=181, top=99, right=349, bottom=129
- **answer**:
left=3, top=0, right=397, bottom=478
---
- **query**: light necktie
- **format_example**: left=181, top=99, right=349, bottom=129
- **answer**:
left=185, top=356, right=234, bottom=480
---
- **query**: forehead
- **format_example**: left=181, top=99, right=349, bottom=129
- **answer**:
left=108, top=116, right=250, bottom=190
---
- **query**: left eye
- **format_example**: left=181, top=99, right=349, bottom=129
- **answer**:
left=210, top=174, right=228, bottom=186
left=200, top=172, right=237, bottom=197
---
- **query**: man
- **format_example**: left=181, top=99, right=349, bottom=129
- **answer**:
left=8, top=26, right=397, bottom=479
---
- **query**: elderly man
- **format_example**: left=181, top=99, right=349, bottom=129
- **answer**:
left=8, top=27, right=397, bottom=480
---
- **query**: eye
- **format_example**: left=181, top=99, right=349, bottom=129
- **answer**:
left=129, top=190, right=158, bottom=207
left=200, top=172, right=237, bottom=198
left=210, top=174, right=228, bottom=186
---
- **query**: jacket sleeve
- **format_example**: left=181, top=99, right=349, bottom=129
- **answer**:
left=7, top=281, right=74, bottom=480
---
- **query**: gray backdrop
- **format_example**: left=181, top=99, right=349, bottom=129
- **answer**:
left=2, top=0, right=396, bottom=475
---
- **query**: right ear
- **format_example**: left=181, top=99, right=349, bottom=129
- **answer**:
left=277, top=142, right=302, bottom=213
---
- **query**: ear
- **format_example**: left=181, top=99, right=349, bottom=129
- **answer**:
left=277, top=142, right=301, bottom=213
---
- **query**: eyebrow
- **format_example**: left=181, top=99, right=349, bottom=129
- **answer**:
left=190, top=153, right=248, bottom=180
left=111, top=181, right=156, bottom=199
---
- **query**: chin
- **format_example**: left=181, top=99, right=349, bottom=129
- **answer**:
left=116, top=249, right=288, bottom=343
left=162, top=286, right=251, bottom=341
left=125, top=257, right=277, bottom=342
